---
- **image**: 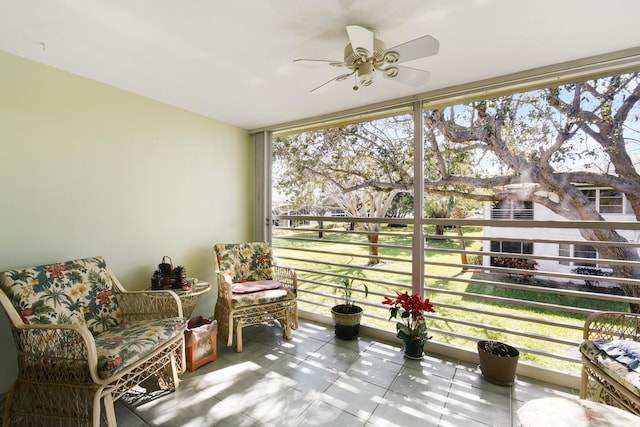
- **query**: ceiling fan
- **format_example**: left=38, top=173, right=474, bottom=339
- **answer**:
left=294, top=25, right=439, bottom=93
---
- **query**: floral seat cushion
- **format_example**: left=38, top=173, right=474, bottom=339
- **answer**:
left=214, top=242, right=274, bottom=283
left=95, top=317, right=186, bottom=378
left=232, top=279, right=282, bottom=294
left=0, top=256, right=122, bottom=335
left=231, top=288, right=295, bottom=309
left=580, top=340, right=640, bottom=396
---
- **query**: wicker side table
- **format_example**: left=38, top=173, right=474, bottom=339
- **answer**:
left=170, top=282, right=211, bottom=318
left=148, top=281, right=211, bottom=318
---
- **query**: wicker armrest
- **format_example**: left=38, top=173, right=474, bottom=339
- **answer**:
left=118, top=290, right=184, bottom=320
left=583, top=311, right=640, bottom=341
left=215, top=273, right=233, bottom=302
left=13, top=323, right=102, bottom=384
left=273, top=265, right=297, bottom=292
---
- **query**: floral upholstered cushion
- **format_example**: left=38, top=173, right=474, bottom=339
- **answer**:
left=581, top=340, right=640, bottom=396
left=95, top=317, right=186, bottom=378
left=231, top=288, right=295, bottom=308
left=0, top=257, right=122, bottom=335
left=214, top=243, right=274, bottom=283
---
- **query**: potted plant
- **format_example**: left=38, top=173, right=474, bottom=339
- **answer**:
left=331, top=277, right=368, bottom=340
left=382, top=291, right=436, bottom=359
left=477, top=340, right=520, bottom=385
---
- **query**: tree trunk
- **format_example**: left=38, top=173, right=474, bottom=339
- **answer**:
left=435, top=224, right=445, bottom=236
left=579, top=228, right=640, bottom=313
left=318, top=220, right=324, bottom=239
left=367, top=234, right=381, bottom=266
left=457, top=225, right=469, bottom=270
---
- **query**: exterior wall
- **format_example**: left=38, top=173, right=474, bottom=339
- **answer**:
left=0, top=51, right=254, bottom=393
left=482, top=197, right=638, bottom=273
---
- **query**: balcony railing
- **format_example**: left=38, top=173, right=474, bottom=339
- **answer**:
left=271, top=215, right=640, bottom=388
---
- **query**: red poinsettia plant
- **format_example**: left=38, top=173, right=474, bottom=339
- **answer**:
left=382, top=291, right=436, bottom=341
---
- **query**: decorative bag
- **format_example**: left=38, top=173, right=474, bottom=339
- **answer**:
left=185, top=316, right=217, bottom=371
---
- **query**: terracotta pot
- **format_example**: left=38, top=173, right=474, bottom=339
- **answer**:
left=477, top=340, right=519, bottom=386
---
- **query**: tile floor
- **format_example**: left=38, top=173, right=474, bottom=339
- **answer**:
left=116, top=319, right=578, bottom=427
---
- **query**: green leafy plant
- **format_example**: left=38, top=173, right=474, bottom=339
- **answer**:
left=482, top=340, right=518, bottom=357
left=336, top=277, right=368, bottom=313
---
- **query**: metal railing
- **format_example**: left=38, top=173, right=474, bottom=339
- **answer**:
left=272, top=215, right=640, bottom=384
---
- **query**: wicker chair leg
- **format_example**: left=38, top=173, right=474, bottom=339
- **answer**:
left=102, top=393, right=116, bottom=427
left=157, top=354, right=179, bottom=391
left=227, top=313, right=234, bottom=347
left=291, top=303, right=298, bottom=330
left=580, top=367, right=588, bottom=399
left=236, top=319, right=244, bottom=352
left=282, top=311, right=292, bottom=340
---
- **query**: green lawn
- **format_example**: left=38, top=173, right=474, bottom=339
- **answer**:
left=273, top=224, right=627, bottom=375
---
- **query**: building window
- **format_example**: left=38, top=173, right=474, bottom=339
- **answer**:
left=490, top=240, right=533, bottom=266
left=490, top=200, right=534, bottom=220
left=573, top=244, right=598, bottom=266
left=581, top=188, right=625, bottom=214
left=558, top=244, right=571, bottom=266
left=599, top=189, right=623, bottom=213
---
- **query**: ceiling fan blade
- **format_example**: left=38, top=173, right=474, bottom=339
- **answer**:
left=311, top=72, right=354, bottom=93
left=346, top=25, right=374, bottom=57
left=383, top=65, right=430, bottom=86
left=294, top=58, right=347, bottom=67
left=386, top=35, right=439, bottom=64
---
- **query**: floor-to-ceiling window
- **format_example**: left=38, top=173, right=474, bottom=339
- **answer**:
left=266, top=63, right=640, bottom=384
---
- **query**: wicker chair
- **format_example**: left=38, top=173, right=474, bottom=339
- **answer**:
left=0, top=256, right=187, bottom=427
left=213, top=242, right=298, bottom=352
left=580, top=311, right=640, bottom=415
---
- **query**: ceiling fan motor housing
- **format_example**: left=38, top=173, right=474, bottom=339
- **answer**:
left=343, top=38, right=386, bottom=66
left=344, top=38, right=387, bottom=86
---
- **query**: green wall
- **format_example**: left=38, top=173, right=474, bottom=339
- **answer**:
left=0, top=51, right=254, bottom=393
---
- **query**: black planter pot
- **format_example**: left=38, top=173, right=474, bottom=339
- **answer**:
left=331, top=305, right=363, bottom=340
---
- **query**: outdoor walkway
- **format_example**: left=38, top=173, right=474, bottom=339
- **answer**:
left=116, top=319, right=578, bottom=426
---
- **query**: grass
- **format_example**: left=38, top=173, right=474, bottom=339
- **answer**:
left=274, top=223, right=628, bottom=375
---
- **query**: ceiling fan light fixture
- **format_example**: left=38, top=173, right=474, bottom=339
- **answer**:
left=357, top=61, right=374, bottom=86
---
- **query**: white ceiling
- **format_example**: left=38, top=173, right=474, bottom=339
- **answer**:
left=1, top=0, right=639, bottom=130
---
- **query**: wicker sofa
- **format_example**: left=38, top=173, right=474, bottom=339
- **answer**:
left=580, top=311, right=640, bottom=415
left=0, top=256, right=187, bottom=426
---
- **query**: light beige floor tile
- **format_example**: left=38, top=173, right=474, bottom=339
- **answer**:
left=511, top=375, right=577, bottom=404
left=282, top=358, right=341, bottom=394
left=306, top=341, right=361, bottom=372
left=444, top=380, right=513, bottom=427
left=402, top=353, right=460, bottom=380
left=390, top=366, right=452, bottom=408
left=295, top=400, right=368, bottom=427
left=320, top=372, right=387, bottom=419
left=343, top=352, right=404, bottom=389
left=369, top=389, right=449, bottom=427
